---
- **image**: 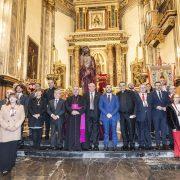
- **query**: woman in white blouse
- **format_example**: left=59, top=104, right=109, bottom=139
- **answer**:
left=0, top=93, right=25, bottom=176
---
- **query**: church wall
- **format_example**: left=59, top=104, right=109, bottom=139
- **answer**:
left=23, top=0, right=42, bottom=81
left=158, top=30, right=176, bottom=65
left=121, top=4, right=140, bottom=83
left=54, top=11, right=74, bottom=88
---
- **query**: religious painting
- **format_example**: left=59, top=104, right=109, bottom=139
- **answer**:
left=27, top=37, right=38, bottom=79
left=88, top=10, right=106, bottom=30
left=131, top=61, right=147, bottom=87
left=149, top=65, right=174, bottom=86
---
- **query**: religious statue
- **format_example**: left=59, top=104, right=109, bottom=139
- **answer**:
left=79, top=46, right=96, bottom=93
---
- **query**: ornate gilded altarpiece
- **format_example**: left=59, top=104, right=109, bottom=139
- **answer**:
left=68, top=0, right=129, bottom=88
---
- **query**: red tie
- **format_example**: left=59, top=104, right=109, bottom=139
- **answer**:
left=142, top=93, right=145, bottom=102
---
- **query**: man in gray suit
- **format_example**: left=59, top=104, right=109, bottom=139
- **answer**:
left=47, top=89, right=65, bottom=150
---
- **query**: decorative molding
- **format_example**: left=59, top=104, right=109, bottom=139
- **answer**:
left=55, top=0, right=75, bottom=19
left=67, top=30, right=128, bottom=43
left=74, top=0, right=122, bottom=7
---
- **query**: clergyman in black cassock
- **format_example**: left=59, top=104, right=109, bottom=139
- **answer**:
left=65, top=87, right=86, bottom=151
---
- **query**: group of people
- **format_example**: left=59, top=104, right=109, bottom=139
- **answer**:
left=0, top=79, right=180, bottom=175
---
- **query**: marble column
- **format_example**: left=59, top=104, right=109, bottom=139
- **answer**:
left=74, top=46, right=80, bottom=86
left=115, top=44, right=122, bottom=85
left=107, top=6, right=111, bottom=29
left=68, top=47, right=74, bottom=86
left=83, top=7, right=87, bottom=30
left=115, top=6, right=119, bottom=29
left=0, top=0, right=13, bottom=75
left=40, top=0, right=55, bottom=87
left=75, top=7, right=80, bottom=31
left=107, top=44, right=114, bottom=86
left=174, top=0, right=180, bottom=77
left=8, top=0, right=26, bottom=79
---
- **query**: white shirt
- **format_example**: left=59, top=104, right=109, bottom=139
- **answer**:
left=172, top=103, right=180, bottom=126
left=17, top=92, right=23, bottom=99
left=139, top=93, right=148, bottom=107
left=156, top=90, right=162, bottom=100
left=89, top=91, right=95, bottom=99
left=106, top=93, right=112, bottom=101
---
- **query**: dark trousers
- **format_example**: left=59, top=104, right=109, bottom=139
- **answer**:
left=31, top=128, right=42, bottom=148
left=120, top=113, right=136, bottom=147
left=0, top=141, right=18, bottom=172
left=44, top=114, right=50, bottom=138
left=137, top=118, right=152, bottom=147
left=86, top=111, right=99, bottom=147
left=153, top=111, right=168, bottom=145
left=51, top=120, right=63, bottom=148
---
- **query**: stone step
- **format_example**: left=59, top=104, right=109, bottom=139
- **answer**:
left=17, top=149, right=174, bottom=159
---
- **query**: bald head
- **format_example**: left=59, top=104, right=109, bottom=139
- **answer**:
left=73, top=86, right=79, bottom=96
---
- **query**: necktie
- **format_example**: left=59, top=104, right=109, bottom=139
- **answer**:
left=90, top=93, right=94, bottom=110
left=107, top=94, right=111, bottom=102
left=142, top=93, right=145, bottom=102
left=158, top=91, right=162, bottom=101
left=54, top=99, right=58, bottom=109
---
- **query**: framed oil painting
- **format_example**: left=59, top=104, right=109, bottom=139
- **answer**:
left=88, top=10, right=106, bottom=30
left=27, top=37, right=38, bottom=79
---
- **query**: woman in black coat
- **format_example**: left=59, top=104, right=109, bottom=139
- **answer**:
left=166, top=94, right=180, bottom=149
left=28, top=89, right=47, bottom=149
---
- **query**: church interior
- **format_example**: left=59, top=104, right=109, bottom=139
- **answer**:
left=0, top=0, right=180, bottom=179
left=0, top=0, right=179, bottom=95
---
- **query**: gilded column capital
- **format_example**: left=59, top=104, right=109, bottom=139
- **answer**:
left=107, top=44, right=114, bottom=50
left=74, top=45, right=80, bottom=51
left=115, top=44, right=121, bottom=49
left=44, top=0, right=55, bottom=11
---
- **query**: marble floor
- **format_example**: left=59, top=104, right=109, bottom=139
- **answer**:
left=0, top=157, right=180, bottom=180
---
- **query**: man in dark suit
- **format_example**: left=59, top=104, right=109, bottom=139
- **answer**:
left=150, top=81, right=171, bottom=150
left=84, top=83, right=101, bottom=150
left=99, top=85, right=120, bottom=151
left=135, top=84, right=152, bottom=150
left=47, top=89, right=65, bottom=150
left=43, top=79, right=56, bottom=140
left=0, top=89, right=15, bottom=109
left=116, top=82, right=137, bottom=150
left=15, top=84, right=29, bottom=116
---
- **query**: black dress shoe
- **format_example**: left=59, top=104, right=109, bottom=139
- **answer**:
left=93, top=146, right=99, bottom=151
left=51, top=147, right=58, bottom=150
left=145, top=146, right=153, bottom=150
left=121, top=146, right=129, bottom=151
left=113, top=146, right=118, bottom=151
left=88, top=146, right=93, bottom=151
left=2, top=170, right=10, bottom=176
left=129, top=146, right=135, bottom=151
left=155, top=145, right=161, bottom=150
left=162, top=144, right=169, bottom=150
left=138, top=146, right=144, bottom=150
left=169, top=144, right=174, bottom=150
left=58, top=147, right=63, bottom=150
left=103, top=146, right=109, bottom=151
